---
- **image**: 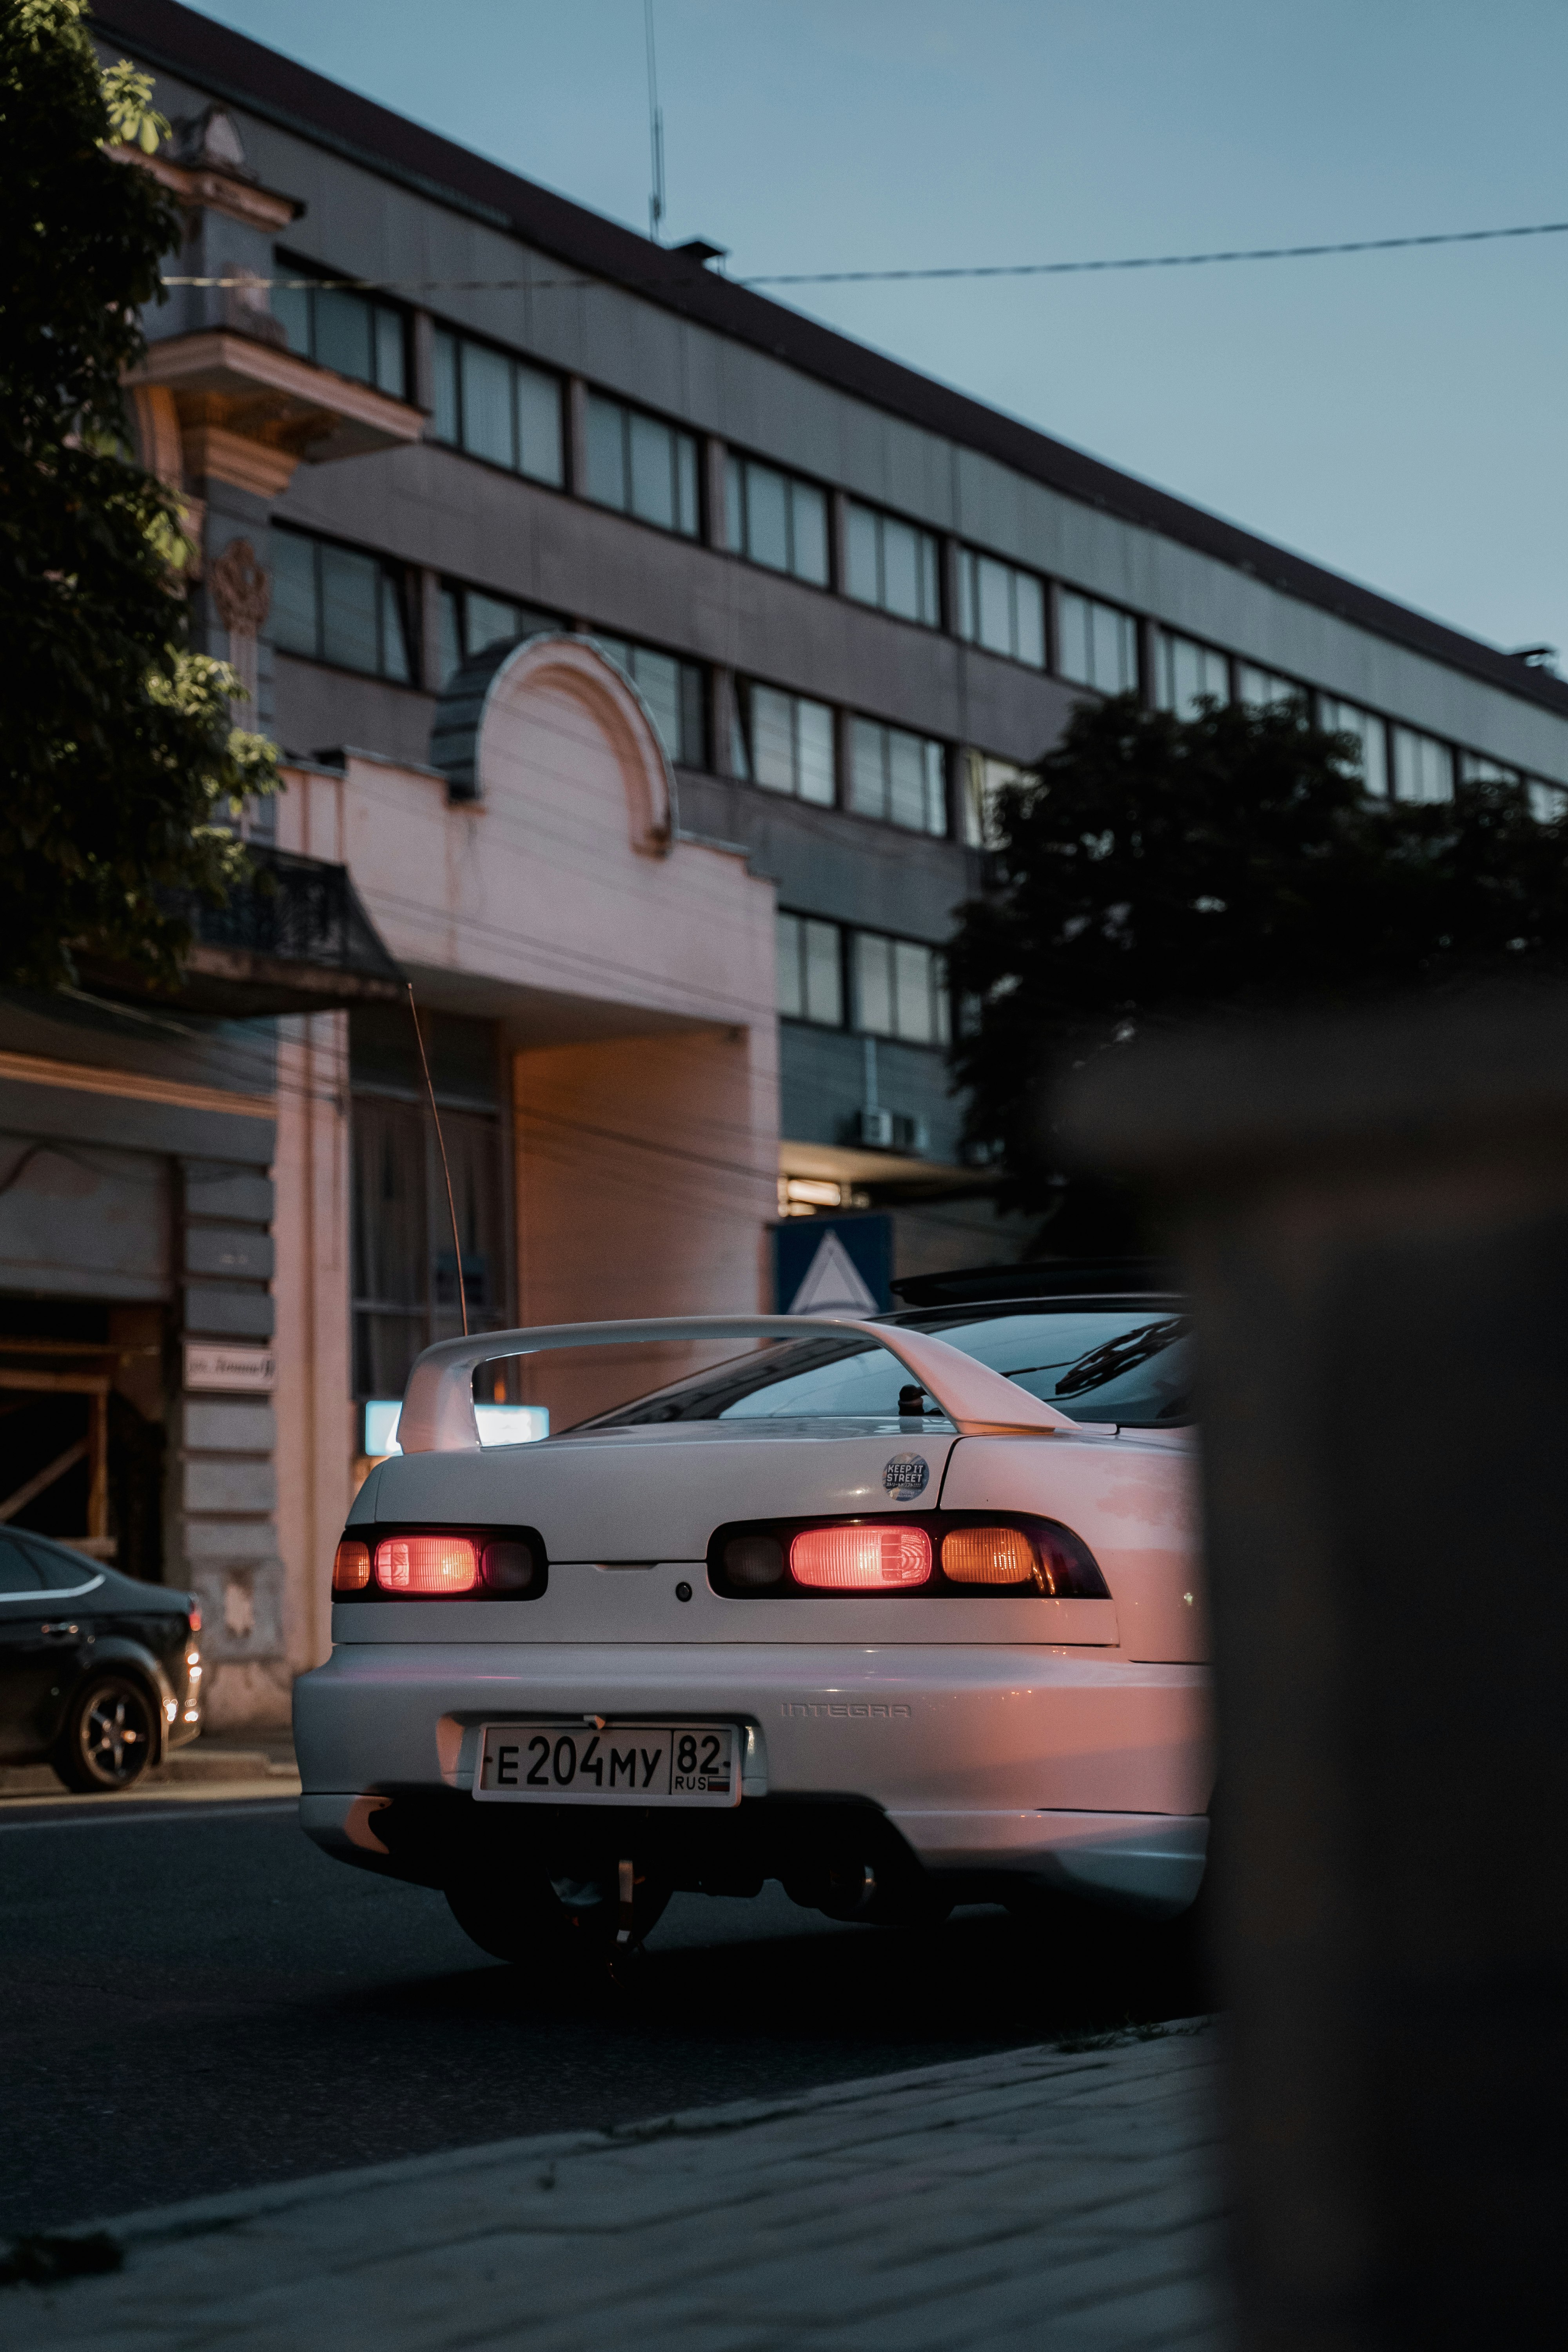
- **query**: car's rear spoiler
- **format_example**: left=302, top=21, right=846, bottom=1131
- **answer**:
left=396, top=1316, right=1084, bottom=1454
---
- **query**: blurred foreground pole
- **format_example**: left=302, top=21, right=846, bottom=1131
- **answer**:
left=1065, top=988, right=1566, bottom=2350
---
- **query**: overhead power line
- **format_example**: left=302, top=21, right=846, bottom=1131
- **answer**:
left=159, top=214, right=1568, bottom=298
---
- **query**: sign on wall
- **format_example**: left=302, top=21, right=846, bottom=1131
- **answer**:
left=183, top=1342, right=276, bottom=1394
left=771, top=1215, right=892, bottom=1315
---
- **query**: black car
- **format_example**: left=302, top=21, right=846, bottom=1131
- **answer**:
left=0, top=1530, right=203, bottom=1791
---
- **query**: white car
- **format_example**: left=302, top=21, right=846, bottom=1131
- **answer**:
left=296, top=1296, right=1210, bottom=1962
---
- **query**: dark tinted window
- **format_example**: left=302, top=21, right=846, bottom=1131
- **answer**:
left=575, top=1299, right=1191, bottom=1431
left=0, top=1537, right=42, bottom=1593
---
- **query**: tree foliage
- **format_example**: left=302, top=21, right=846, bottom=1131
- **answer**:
left=948, top=691, right=1568, bottom=1220
left=0, top=0, right=276, bottom=991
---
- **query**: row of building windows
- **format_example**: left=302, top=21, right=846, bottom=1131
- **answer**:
left=273, top=517, right=1568, bottom=833
left=273, top=265, right=1568, bottom=811
left=777, top=913, right=951, bottom=1047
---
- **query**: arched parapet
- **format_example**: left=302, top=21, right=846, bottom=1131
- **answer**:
left=430, top=631, right=675, bottom=857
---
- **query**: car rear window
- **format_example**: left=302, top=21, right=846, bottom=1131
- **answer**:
left=573, top=1299, right=1192, bottom=1430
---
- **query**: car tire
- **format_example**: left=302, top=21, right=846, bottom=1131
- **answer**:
left=53, top=1673, right=158, bottom=1793
left=446, top=1867, right=671, bottom=1965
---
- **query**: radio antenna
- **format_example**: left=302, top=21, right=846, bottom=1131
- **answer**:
left=407, top=982, right=468, bottom=1339
left=644, top=0, right=665, bottom=242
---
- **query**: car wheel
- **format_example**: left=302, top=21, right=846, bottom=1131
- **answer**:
left=53, top=1675, right=158, bottom=1793
left=446, top=1866, right=671, bottom=1965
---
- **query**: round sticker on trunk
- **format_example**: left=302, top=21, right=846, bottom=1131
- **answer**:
left=883, top=1455, right=929, bottom=1500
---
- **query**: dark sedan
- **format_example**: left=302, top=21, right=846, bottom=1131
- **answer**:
left=0, top=1530, right=203, bottom=1790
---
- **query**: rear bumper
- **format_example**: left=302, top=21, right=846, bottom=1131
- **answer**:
left=295, top=1639, right=1211, bottom=1915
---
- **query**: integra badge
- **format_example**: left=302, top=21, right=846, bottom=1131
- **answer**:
left=882, top=1455, right=929, bottom=1500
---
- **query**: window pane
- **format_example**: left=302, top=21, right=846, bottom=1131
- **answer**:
left=893, top=940, right=934, bottom=1042
left=315, top=287, right=372, bottom=384
left=271, top=278, right=310, bottom=358
left=379, top=573, right=410, bottom=682
left=956, top=552, right=976, bottom=642
left=630, top=411, right=675, bottom=528
left=1392, top=726, right=1453, bottom=804
left=776, top=914, right=803, bottom=1020
left=584, top=395, right=626, bottom=508
left=675, top=433, right=699, bottom=535
left=853, top=933, right=894, bottom=1035
left=594, top=632, right=630, bottom=674
left=962, top=750, right=1018, bottom=850
left=433, top=330, right=459, bottom=443
left=438, top=584, right=463, bottom=684
left=1058, top=589, right=1091, bottom=684
left=922, top=740, right=947, bottom=835
left=1528, top=779, right=1567, bottom=823
left=796, top=698, right=835, bottom=805
left=845, top=503, right=880, bottom=603
left=791, top=482, right=828, bottom=584
left=1093, top=602, right=1125, bottom=691
left=319, top=543, right=380, bottom=673
left=1321, top=699, right=1389, bottom=799
left=725, top=453, right=744, bottom=553
left=1159, top=631, right=1224, bottom=717
left=1459, top=751, right=1521, bottom=785
left=1014, top=571, right=1045, bottom=668
left=803, top=920, right=843, bottom=1026
left=881, top=516, right=921, bottom=619
left=746, top=463, right=789, bottom=571
left=630, top=646, right=681, bottom=761
left=374, top=308, right=405, bottom=398
left=466, top=591, right=520, bottom=655
left=730, top=691, right=752, bottom=779
left=515, top=362, right=563, bottom=485
left=461, top=343, right=514, bottom=468
left=886, top=727, right=928, bottom=831
left=678, top=663, right=706, bottom=767
left=920, top=534, right=940, bottom=626
left=1238, top=662, right=1296, bottom=707
left=848, top=717, right=886, bottom=818
left=750, top=684, right=795, bottom=791
left=976, top=556, right=1012, bottom=655
left=271, top=532, right=318, bottom=657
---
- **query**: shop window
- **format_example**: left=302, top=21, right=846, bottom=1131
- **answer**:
left=955, top=549, right=1045, bottom=667
left=732, top=681, right=835, bottom=804
left=1057, top=590, right=1139, bottom=694
left=777, top=911, right=844, bottom=1027
left=272, top=528, right=412, bottom=682
left=430, top=328, right=563, bottom=486
left=592, top=633, right=706, bottom=768
left=272, top=261, right=407, bottom=399
left=848, top=717, right=947, bottom=836
left=844, top=501, right=941, bottom=626
left=584, top=394, right=699, bottom=535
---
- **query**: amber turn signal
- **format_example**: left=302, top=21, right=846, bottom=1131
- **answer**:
left=332, top=1539, right=371, bottom=1592
left=940, top=1526, right=1038, bottom=1586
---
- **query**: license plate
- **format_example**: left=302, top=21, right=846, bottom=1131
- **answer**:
left=474, top=1722, right=739, bottom=1807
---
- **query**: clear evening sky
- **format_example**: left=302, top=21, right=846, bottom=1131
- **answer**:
left=184, top=0, right=1568, bottom=664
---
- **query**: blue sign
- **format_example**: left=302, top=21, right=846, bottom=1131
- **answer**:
left=771, top=1214, right=892, bottom=1315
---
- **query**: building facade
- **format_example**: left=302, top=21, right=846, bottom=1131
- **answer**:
left=6, top=0, right=1568, bottom=1728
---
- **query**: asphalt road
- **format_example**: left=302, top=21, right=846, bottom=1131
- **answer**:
left=0, top=1796, right=1212, bottom=2236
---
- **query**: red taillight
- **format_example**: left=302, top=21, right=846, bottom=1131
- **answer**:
left=186, top=1602, right=203, bottom=1633
left=333, top=1539, right=371, bottom=1593
left=789, top=1523, right=933, bottom=1590
left=373, top=1535, right=478, bottom=1594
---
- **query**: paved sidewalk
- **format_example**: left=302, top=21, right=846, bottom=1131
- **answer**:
left=1, top=2022, right=1229, bottom=2352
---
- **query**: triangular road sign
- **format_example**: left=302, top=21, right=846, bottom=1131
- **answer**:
left=787, top=1229, right=879, bottom=1316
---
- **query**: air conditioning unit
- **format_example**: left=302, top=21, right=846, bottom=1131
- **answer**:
left=856, top=1106, right=895, bottom=1149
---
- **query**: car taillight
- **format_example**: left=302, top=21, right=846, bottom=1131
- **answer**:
left=941, top=1525, right=1037, bottom=1586
left=789, top=1523, right=933, bottom=1590
left=480, top=1539, right=535, bottom=1593
left=186, top=1602, right=203, bottom=1633
left=333, top=1539, right=371, bottom=1592
left=374, top=1536, right=478, bottom=1593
